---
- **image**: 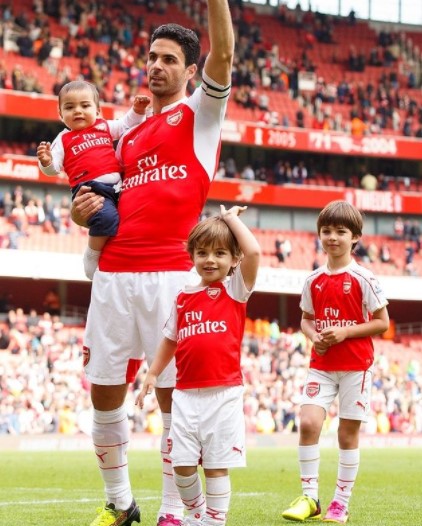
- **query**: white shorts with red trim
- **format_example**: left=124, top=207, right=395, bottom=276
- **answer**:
left=83, top=269, right=198, bottom=386
left=300, top=368, right=373, bottom=422
left=169, top=385, right=246, bottom=469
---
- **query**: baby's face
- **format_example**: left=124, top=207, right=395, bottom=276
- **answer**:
left=59, top=88, right=99, bottom=131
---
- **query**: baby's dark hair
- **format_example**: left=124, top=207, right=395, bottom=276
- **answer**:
left=58, top=80, right=100, bottom=109
left=151, top=23, right=200, bottom=67
left=187, top=216, right=242, bottom=275
left=317, top=200, right=363, bottom=249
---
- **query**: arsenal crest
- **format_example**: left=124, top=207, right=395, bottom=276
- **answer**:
left=95, top=122, right=107, bottom=131
left=207, top=287, right=221, bottom=299
left=343, top=279, right=352, bottom=294
left=167, top=110, right=183, bottom=126
left=306, top=382, right=320, bottom=398
left=83, top=345, right=90, bottom=367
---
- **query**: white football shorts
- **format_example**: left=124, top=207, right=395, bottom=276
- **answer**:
left=300, top=368, right=373, bottom=422
left=169, top=385, right=246, bottom=469
left=83, top=269, right=198, bottom=386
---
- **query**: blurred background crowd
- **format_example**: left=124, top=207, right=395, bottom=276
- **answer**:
left=1, top=308, right=421, bottom=436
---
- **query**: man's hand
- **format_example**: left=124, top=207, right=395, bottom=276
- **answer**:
left=71, top=186, right=104, bottom=227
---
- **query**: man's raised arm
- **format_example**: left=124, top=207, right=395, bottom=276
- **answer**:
left=203, top=0, right=235, bottom=86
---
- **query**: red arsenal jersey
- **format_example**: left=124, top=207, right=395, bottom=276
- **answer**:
left=100, top=73, right=230, bottom=272
left=163, top=266, right=253, bottom=389
left=61, top=119, right=121, bottom=186
left=39, top=109, right=145, bottom=185
left=300, top=259, right=388, bottom=371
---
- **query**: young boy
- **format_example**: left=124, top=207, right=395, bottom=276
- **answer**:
left=37, top=80, right=150, bottom=279
left=137, top=204, right=261, bottom=526
left=282, top=200, right=389, bottom=524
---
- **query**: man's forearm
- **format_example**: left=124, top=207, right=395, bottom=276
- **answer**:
left=205, top=0, right=234, bottom=85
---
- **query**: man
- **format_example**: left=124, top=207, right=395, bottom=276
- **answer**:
left=71, top=2, right=234, bottom=526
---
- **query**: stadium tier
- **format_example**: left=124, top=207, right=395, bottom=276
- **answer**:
left=0, top=0, right=421, bottom=446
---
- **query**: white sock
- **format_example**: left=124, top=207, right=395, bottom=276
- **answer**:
left=83, top=247, right=101, bottom=280
left=157, top=412, right=184, bottom=520
left=299, top=444, right=320, bottom=502
left=333, top=448, right=360, bottom=507
left=92, top=405, right=133, bottom=511
left=174, top=472, right=205, bottom=521
left=203, top=475, right=231, bottom=525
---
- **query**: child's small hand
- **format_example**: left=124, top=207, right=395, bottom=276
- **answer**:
left=133, top=95, right=151, bottom=115
left=37, top=141, right=52, bottom=167
left=313, top=332, right=330, bottom=355
left=135, top=374, right=156, bottom=409
left=320, top=326, right=348, bottom=346
left=220, top=204, right=247, bottom=219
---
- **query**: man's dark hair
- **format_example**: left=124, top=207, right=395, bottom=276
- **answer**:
left=150, top=23, right=200, bottom=67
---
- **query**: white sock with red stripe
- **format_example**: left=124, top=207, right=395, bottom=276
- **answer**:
left=203, top=475, right=231, bottom=525
left=333, top=448, right=360, bottom=507
left=174, top=472, right=205, bottom=521
left=299, top=444, right=320, bottom=502
left=158, top=412, right=184, bottom=519
left=92, top=405, right=133, bottom=510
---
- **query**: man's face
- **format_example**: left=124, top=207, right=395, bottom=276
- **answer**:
left=147, top=38, right=196, bottom=99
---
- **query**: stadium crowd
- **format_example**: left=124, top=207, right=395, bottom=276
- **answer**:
left=0, top=1, right=421, bottom=439
left=0, top=307, right=421, bottom=436
left=1, top=1, right=422, bottom=137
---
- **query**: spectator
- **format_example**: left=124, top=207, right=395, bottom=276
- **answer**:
left=42, top=193, right=60, bottom=233
left=42, top=288, right=61, bottom=316
left=16, top=31, right=34, bottom=58
left=404, top=242, right=417, bottom=276
left=112, top=82, right=126, bottom=105
left=5, top=222, right=26, bottom=249
left=275, top=235, right=286, bottom=265
left=380, top=243, right=395, bottom=266
left=393, top=216, right=405, bottom=239
left=409, top=221, right=421, bottom=253
left=225, top=157, right=237, bottom=178
left=360, top=172, right=378, bottom=191
left=215, top=161, right=226, bottom=179
left=241, top=164, right=255, bottom=181
left=296, top=109, right=305, bottom=128
left=367, top=242, right=379, bottom=263
left=354, top=239, right=370, bottom=262
left=292, top=161, right=308, bottom=184
left=350, top=113, right=366, bottom=137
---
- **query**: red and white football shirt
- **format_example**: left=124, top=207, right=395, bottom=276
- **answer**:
left=163, top=266, right=252, bottom=389
left=38, top=110, right=145, bottom=186
left=300, top=259, right=388, bottom=371
left=100, top=72, right=230, bottom=272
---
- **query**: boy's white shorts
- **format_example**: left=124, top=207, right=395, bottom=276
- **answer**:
left=300, top=368, right=373, bottom=422
left=83, top=270, right=197, bottom=386
left=169, top=385, right=246, bottom=469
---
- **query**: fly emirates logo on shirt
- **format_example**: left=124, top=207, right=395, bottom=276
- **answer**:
left=70, top=132, right=112, bottom=154
left=177, top=310, right=227, bottom=343
left=121, top=154, right=187, bottom=191
left=315, top=307, right=358, bottom=331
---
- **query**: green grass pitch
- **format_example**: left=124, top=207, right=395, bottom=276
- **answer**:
left=0, top=447, right=421, bottom=525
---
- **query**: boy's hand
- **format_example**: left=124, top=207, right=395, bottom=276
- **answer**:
left=136, top=373, right=157, bottom=409
left=220, top=204, right=247, bottom=219
left=320, top=326, right=348, bottom=346
left=37, top=141, right=52, bottom=167
left=312, top=332, right=330, bottom=355
left=133, top=95, right=151, bottom=115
